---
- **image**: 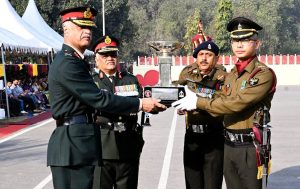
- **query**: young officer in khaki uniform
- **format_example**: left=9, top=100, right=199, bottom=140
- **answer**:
left=176, top=41, right=226, bottom=189
left=47, top=7, right=166, bottom=189
left=90, top=36, right=144, bottom=189
left=172, top=17, right=277, bottom=189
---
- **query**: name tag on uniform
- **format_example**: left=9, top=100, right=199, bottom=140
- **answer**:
left=114, top=84, right=139, bottom=96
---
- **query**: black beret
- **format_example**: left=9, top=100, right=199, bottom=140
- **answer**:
left=193, top=41, right=219, bottom=58
left=227, top=17, right=262, bottom=39
left=90, top=35, right=120, bottom=53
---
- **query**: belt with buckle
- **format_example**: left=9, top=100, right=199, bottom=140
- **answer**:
left=99, top=122, right=139, bottom=133
left=224, top=128, right=253, bottom=145
left=56, top=114, right=93, bottom=127
left=187, top=124, right=211, bottom=134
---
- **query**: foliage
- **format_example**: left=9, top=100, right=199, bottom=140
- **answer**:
left=7, top=0, right=300, bottom=60
left=183, top=10, right=201, bottom=55
left=214, top=0, right=233, bottom=55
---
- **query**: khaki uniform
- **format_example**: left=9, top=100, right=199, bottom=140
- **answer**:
left=196, top=57, right=276, bottom=189
left=178, top=63, right=227, bottom=189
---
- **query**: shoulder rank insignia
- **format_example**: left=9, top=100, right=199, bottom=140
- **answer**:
left=249, top=78, right=259, bottom=86
left=217, top=75, right=225, bottom=82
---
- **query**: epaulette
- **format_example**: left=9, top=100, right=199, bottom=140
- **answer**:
left=186, top=64, right=199, bottom=75
left=63, top=49, right=73, bottom=57
left=215, top=64, right=227, bottom=72
left=63, top=49, right=81, bottom=59
left=248, top=65, right=277, bottom=94
left=120, top=70, right=129, bottom=77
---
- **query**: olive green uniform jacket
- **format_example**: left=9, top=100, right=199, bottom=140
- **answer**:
left=196, top=57, right=276, bottom=129
left=178, top=63, right=227, bottom=126
left=47, top=44, right=139, bottom=166
left=92, top=70, right=144, bottom=160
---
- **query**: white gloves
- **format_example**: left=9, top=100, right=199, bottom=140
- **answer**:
left=171, top=85, right=198, bottom=111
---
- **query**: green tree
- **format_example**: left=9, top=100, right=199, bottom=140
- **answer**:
left=9, top=0, right=27, bottom=15
left=256, top=0, right=281, bottom=54
left=35, top=0, right=56, bottom=28
left=214, top=0, right=232, bottom=55
left=183, top=10, right=201, bottom=55
left=276, top=0, right=300, bottom=54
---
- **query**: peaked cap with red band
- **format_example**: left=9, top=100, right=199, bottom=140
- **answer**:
left=60, top=6, right=97, bottom=27
left=91, top=35, right=119, bottom=53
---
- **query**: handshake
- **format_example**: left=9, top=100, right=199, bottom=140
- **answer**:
left=141, top=86, right=198, bottom=113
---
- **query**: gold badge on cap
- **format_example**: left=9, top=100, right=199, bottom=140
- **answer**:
left=238, top=23, right=242, bottom=30
left=208, top=44, right=212, bottom=49
left=84, top=8, right=92, bottom=19
left=105, top=36, right=112, bottom=45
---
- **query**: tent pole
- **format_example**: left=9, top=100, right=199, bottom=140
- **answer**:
left=1, top=44, right=10, bottom=118
left=47, top=51, right=50, bottom=65
left=51, top=48, right=54, bottom=62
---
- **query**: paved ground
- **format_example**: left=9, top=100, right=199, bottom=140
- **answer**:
left=0, top=85, right=299, bottom=189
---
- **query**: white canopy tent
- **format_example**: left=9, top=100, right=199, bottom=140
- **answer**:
left=0, top=0, right=60, bottom=51
left=22, top=0, right=63, bottom=49
left=21, top=0, right=94, bottom=55
left=0, top=27, right=48, bottom=53
left=0, top=26, right=48, bottom=118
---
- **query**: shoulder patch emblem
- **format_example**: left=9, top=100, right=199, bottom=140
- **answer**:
left=249, top=78, right=259, bottom=86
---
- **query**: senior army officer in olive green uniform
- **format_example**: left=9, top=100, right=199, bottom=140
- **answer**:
left=47, top=7, right=166, bottom=189
left=176, top=41, right=226, bottom=189
left=90, top=36, right=144, bottom=189
left=172, top=17, right=277, bottom=189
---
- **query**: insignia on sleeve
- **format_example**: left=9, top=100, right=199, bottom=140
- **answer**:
left=249, top=78, right=259, bottom=86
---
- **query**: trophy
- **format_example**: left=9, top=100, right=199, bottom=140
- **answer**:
left=141, top=41, right=186, bottom=126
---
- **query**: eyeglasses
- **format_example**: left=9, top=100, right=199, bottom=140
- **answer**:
left=230, top=39, right=257, bottom=46
left=97, top=52, right=118, bottom=58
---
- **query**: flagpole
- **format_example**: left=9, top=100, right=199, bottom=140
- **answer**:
left=102, top=0, right=105, bottom=36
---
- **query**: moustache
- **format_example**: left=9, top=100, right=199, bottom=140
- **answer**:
left=200, top=60, right=208, bottom=64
